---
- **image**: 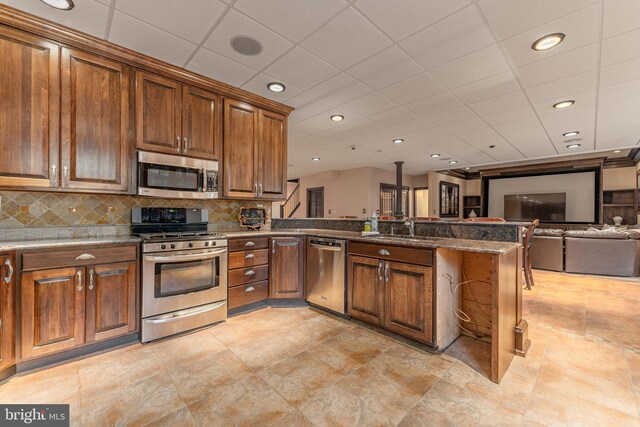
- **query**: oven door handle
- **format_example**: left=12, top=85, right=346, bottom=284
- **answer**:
left=144, top=248, right=227, bottom=263
left=144, top=300, right=226, bottom=324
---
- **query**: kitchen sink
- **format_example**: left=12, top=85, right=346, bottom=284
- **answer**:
left=370, top=234, right=437, bottom=241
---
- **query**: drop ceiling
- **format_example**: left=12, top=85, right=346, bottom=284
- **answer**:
left=4, top=0, right=640, bottom=177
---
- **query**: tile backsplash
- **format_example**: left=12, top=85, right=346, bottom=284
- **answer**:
left=0, top=191, right=270, bottom=233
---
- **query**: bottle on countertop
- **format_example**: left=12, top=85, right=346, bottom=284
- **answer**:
left=364, top=217, right=372, bottom=232
left=371, top=210, right=378, bottom=232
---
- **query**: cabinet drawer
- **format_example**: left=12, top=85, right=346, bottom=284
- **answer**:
left=22, top=245, right=137, bottom=271
left=228, top=280, right=268, bottom=309
left=229, top=249, right=268, bottom=269
left=348, top=242, right=432, bottom=266
left=229, top=237, right=269, bottom=252
left=229, top=265, right=268, bottom=286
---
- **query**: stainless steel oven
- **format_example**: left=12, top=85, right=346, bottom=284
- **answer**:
left=137, top=150, right=218, bottom=199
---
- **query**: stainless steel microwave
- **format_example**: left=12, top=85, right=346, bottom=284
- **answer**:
left=137, top=151, right=218, bottom=199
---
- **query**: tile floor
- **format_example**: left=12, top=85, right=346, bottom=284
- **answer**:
left=1, top=270, right=640, bottom=426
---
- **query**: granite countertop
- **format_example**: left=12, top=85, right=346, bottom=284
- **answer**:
left=0, top=235, right=141, bottom=252
left=222, top=229, right=520, bottom=254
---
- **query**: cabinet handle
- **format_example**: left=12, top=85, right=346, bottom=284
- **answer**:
left=183, top=137, right=188, bottom=152
left=272, top=240, right=276, bottom=254
left=50, top=164, right=57, bottom=184
left=384, top=264, right=389, bottom=282
left=4, top=259, right=13, bottom=284
left=88, top=269, right=94, bottom=290
left=245, top=241, right=255, bottom=247
left=244, top=286, right=255, bottom=292
left=378, top=249, right=390, bottom=256
left=254, top=183, right=258, bottom=196
left=377, top=261, right=383, bottom=281
left=75, top=253, right=95, bottom=261
left=245, top=253, right=255, bottom=259
left=244, top=270, right=256, bottom=276
left=76, top=270, right=83, bottom=291
left=176, top=136, right=181, bottom=152
left=62, top=165, right=69, bottom=184
left=259, top=183, right=263, bottom=196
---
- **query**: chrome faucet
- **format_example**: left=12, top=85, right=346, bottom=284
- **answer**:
left=403, top=217, right=415, bottom=237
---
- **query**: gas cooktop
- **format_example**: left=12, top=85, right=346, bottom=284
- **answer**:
left=137, top=231, right=225, bottom=242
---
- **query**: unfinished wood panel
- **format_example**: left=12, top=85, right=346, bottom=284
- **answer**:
left=435, top=249, right=462, bottom=350
left=460, top=252, right=495, bottom=340
left=494, top=250, right=518, bottom=383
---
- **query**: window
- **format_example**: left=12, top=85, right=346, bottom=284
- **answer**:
left=307, top=187, right=324, bottom=218
left=380, top=183, right=409, bottom=217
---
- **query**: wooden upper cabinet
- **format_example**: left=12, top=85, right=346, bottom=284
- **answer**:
left=269, top=237, right=304, bottom=299
left=257, top=109, right=287, bottom=199
left=383, top=262, right=433, bottom=343
left=61, top=48, right=131, bottom=193
left=21, top=267, right=85, bottom=360
left=85, top=261, right=137, bottom=343
left=0, top=253, right=15, bottom=373
left=0, top=27, right=59, bottom=189
left=348, top=255, right=384, bottom=325
left=182, top=85, right=220, bottom=160
left=136, top=71, right=181, bottom=155
left=223, top=99, right=259, bottom=198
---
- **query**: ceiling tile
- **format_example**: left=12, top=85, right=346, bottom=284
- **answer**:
left=354, top=0, right=470, bottom=41
left=452, top=71, right=521, bottom=104
left=287, top=93, right=335, bottom=124
left=109, top=12, right=197, bottom=66
left=241, top=73, right=302, bottom=102
left=115, top=0, right=227, bottom=43
left=307, top=73, right=373, bottom=106
left=379, top=72, right=446, bottom=104
left=603, top=0, right=640, bottom=39
left=469, top=90, right=529, bottom=116
left=599, top=79, right=640, bottom=103
left=263, top=47, right=339, bottom=90
left=390, top=117, right=441, bottom=134
left=477, top=0, right=597, bottom=40
left=538, top=103, right=595, bottom=125
left=187, top=48, right=257, bottom=87
left=340, top=92, right=399, bottom=117
left=533, top=90, right=595, bottom=116
left=430, top=44, right=510, bottom=89
left=347, top=46, right=423, bottom=90
left=441, top=118, right=488, bottom=134
left=482, top=105, right=537, bottom=125
left=424, top=106, right=477, bottom=127
left=499, top=4, right=598, bottom=69
left=406, top=92, right=462, bottom=116
left=601, top=28, right=640, bottom=67
left=234, top=0, right=348, bottom=42
left=368, top=107, right=420, bottom=127
left=514, top=43, right=598, bottom=88
left=301, top=7, right=392, bottom=69
left=524, top=70, right=596, bottom=103
left=599, top=57, right=640, bottom=87
left=399, top=5, right=494, bottom=70
left=493, top=117, right=541, bottom=133
left=1, top=0, right=110, bottom=38
left=203, top=9, right=293, bottom=69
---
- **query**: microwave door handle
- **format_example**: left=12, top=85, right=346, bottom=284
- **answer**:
left=144, top=248, right=227, bottom=263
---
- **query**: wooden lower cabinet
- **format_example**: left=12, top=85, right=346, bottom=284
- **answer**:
left=0, top=253, right=16, bottom=372
left=269, top=237, right=304, bottom=299
left=227, top=239, right=269, bottom=310
left=20, top=246, right=137, bottom=360
left=347, top=250, right=434, bottom=344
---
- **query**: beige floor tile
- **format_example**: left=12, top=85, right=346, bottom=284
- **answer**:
left=0, top=361, right=80, bottom=404
left=258, top=351, right=345, bottom=407
left=270, top=410, right=316, bottom=427
left=528, top=287, right=587, bottom=335
left=227, top=332, right=304, bottom=372
left=299, top=376, right=407, bottom=427
left=143, top=328, right=227, bottom=365
left=143, top=406, right=198, bottom=427
left=626, top=350, right=640, bottom=391
left=188, top=374, right=292, bottom=427
left=383, top=343, right=453, bottom=376
left=443, top=335, right=492, bottom=379
left=586, top=294, right=640, bottom=349
left=279, top=317, right=343, bottom=349
left=609, top=281, right=640, bottom=301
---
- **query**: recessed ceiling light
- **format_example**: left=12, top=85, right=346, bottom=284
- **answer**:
left=40, top=0, right=74, bottom=9
left=392, top=138, right=404, bottom=144
left=449, top=160, right=458, bottom=164
left=330, top=115, right=344, bottom=122
left=562, top=131, right=579, bottom=137
left=566, top=144, right=581, bottom=149
left=553, top=100, right=575, bottom=109
left=614, top=150, right=622, bottom=153
left=465, top=167, right=470, bottom=170
left=430, top=154, right=440, bottom=158
left=312, top=157, right=320, bottom=161
left=532, top=33, right=565, bottom=51
left=230, top=35, right=263, bottom=56
left=267, top=82, right=285, bottom=93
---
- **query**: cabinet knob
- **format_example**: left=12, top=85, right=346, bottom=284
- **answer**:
left=378, top=249, right=390, bottom=256
left=244, top=286, right=255, bottom=292
left=244, top=241, right=255, bottom=247
left=4, top=259, right=13, bottom=284
left=245, top=253, right=255, bottom=259
left=245, top=270, right=256, bottom=276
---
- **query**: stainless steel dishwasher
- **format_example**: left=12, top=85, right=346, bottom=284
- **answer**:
left=306, top=237, right=347, bottom=315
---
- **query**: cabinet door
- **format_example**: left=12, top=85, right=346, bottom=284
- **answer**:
left=383, top=262, right=433, bottom=343
left=348, top=255, right=384, bottom=325
left=0, top=254, right=15, bottom=371
left=135, top=71, right=181, bottom=155
left=85, top=262, right=137, bottom=343
left=0, top=27, right=59, bottom=188
left=269, top=237, right=304, bottom=299
left=257, top=109, right=287, bottom=199
left=182, top=85, right=220, bottom=160
left=20, top=267, right=85, bottom=359
left=223, top=99, right=258, bottom=198
left=61, top=48, right=131, bottom=193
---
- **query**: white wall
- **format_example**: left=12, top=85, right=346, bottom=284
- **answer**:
left=487, top=172, right=596, bottom=222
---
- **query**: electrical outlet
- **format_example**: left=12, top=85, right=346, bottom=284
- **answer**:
left=362, top=208, right=366, bottom=214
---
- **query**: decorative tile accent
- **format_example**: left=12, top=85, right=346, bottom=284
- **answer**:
left=0, top=191, right=271, bottom=230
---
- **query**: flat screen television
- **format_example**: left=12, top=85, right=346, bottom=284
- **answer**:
left=504, top=193, right=566, bottom=222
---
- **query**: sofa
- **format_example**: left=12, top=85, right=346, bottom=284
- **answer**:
left=530, top=229, right=565, bottom=272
